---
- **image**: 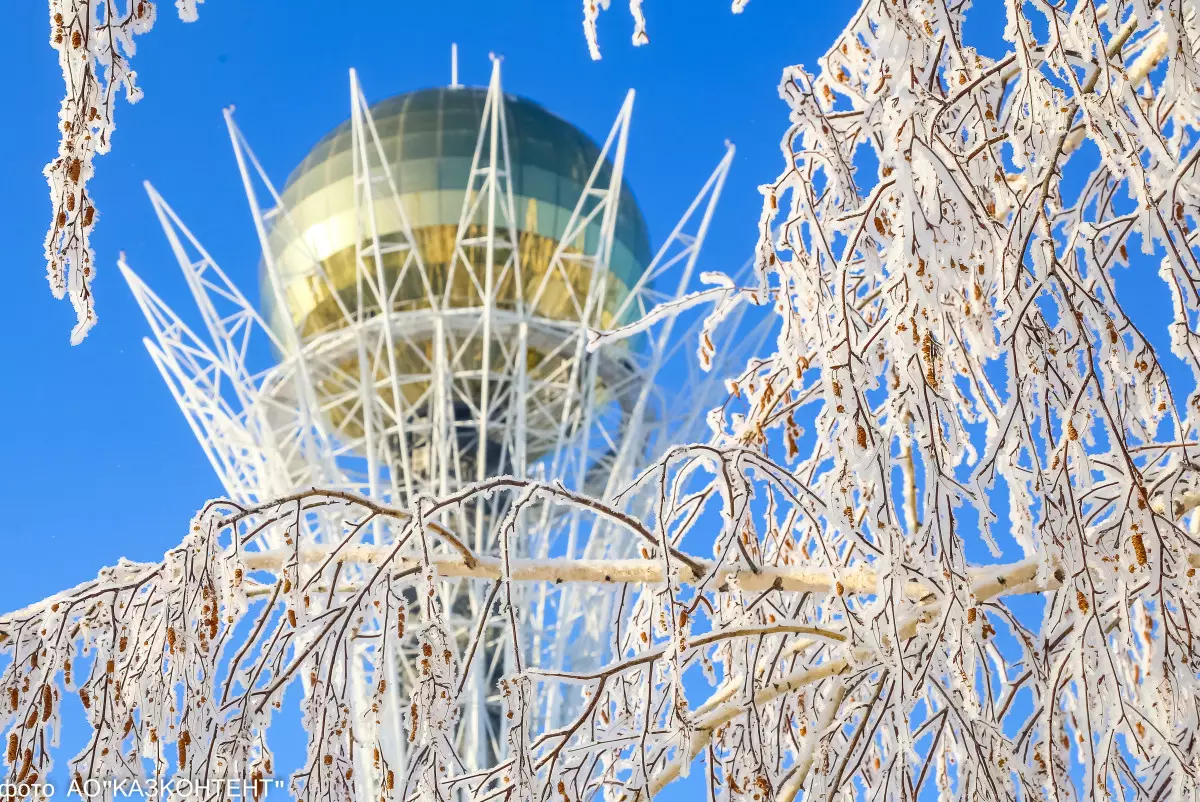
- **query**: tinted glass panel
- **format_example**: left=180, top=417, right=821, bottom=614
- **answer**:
left=279, top=86, right=652, bottom=272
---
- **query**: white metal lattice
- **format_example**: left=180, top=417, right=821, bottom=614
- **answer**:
left=120, top=59, right=771, bottom=793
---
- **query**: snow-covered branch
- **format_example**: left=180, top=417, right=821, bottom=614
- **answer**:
left=3, top=438, right=1200, bottom=802
left=43, top=0, right=201, bottom=343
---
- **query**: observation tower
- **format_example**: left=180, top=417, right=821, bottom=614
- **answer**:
left=120, top=57, right=765, bottom=793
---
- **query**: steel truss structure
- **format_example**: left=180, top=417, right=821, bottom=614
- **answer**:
left=120, top=59, right=769, bottom=794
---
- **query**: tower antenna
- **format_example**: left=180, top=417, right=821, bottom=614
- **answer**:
left=451, top=43, right=460, bottom=88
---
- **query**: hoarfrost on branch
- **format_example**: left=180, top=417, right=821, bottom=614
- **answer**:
left=12, top=1, right=1200, bottom=801
left=43, top=0, right=201, bottom=344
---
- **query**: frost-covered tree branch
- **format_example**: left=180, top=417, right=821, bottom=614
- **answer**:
left=674, top=0, right=1200, bottom=798
left=7, top=470, right=1193, bottom=802
left=581, top=0, right=755, bottom=60
left=43, top=0, right=201, bottom=343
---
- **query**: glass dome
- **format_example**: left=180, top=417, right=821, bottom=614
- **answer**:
left=263, top=86, right=653, bottom=342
